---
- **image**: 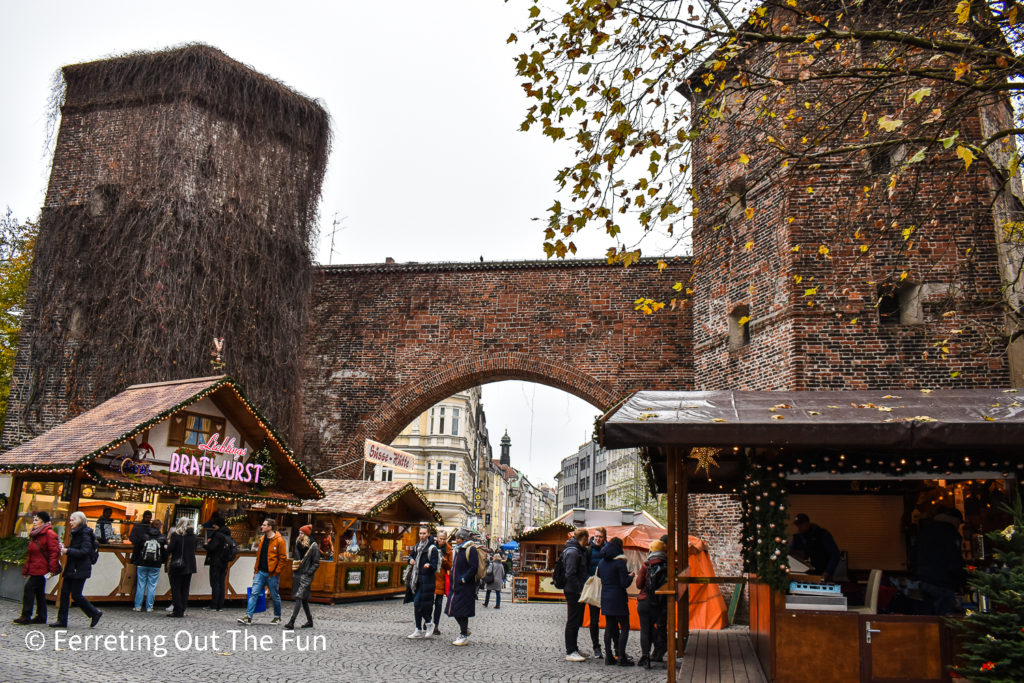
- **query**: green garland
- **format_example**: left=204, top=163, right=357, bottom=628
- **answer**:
left=740, top=456, right=791, bottom=593
left=249, top=439, right=277, bottom=489
left=0, top=536, right=29, bottom=567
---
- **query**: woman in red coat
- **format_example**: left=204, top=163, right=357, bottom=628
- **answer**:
left=12, top=511, right=61, bottom=625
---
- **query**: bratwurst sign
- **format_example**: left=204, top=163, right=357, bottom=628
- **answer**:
left=169, top=434, right=264, bottom=483
left=364, top=439, right=416, bottom=473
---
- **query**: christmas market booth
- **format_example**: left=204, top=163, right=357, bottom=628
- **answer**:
left=513, top=511, right=727, bottom=630
left=267, top=479, right=443, bottom=603
left=600, top=389, right=1024, bottom=683
left=0, top=376, right=323, bottom=604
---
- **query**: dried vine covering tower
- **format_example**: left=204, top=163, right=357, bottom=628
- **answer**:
left=1, top=45, right=329, bottom=448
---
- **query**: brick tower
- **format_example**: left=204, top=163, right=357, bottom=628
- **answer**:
left=2, top=45, right=329, bottom=448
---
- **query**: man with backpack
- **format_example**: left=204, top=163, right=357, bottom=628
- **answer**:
left=203, top=515, right=236, bottom=612
left=635, top=539, right=668, bottom=669
left=558, top=527, right=590, bottom=663
left=133, top=519, right=166, bottom=612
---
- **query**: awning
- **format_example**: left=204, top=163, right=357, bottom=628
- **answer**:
left=86, top=464, right=302, bottom=504
left=601, top=389, right=1024, bottom=450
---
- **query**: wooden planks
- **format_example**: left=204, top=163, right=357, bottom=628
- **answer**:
left=677, top=629, right=768, bottom=683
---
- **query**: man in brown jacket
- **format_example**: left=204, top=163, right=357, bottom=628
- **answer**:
left=238, top=518, right=286, bottom=624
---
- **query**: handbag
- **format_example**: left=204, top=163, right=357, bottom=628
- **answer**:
left=579, top=575, right=602, bottom=607
left=169, top=554, right=185, bottom=572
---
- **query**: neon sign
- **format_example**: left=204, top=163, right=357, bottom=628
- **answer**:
left=169, top=433, right=262, bottom=483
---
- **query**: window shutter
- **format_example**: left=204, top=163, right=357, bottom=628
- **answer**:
left=167, top=414, right=186, bottom=446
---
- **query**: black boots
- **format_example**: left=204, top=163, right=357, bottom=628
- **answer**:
left=619, top=655, right=636, bottom=667
left=604, top=652, right=617, bottom=665
left=638, top=654, right=652, bottom=669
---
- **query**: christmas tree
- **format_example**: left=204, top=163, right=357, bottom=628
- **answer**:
left=953, top=493, right=1024, bottom=682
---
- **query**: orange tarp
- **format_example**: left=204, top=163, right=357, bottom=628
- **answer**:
left=581, top=532, right=727, bottom=631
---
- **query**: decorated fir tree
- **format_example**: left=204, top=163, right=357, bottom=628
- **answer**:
left=740, top=457, right=790, bottom=593
left=953, top=493, right=1024, bottom=682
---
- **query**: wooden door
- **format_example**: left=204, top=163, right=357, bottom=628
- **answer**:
left=860, top=615, right=950, bottom=682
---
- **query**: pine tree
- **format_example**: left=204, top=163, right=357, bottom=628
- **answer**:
left=953, top=493, right=1024, bottom=682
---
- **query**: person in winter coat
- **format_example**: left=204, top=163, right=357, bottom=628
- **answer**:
left=586, top=526, right=607, bottom=659
left=239, top=518, right=287, bottom=625
left=406, top=526, right=440, bottom=639
left=285, top=525, right=320, bottom=629
left=13, top=511, right=61, bottom=625
left=95, top=507, right=115, bottom=544
left=166, top=518, right=198, bottom=618
left=431, top=530, right=452, bottom=636
left=635, top=539, right=668, bottom=668
left=129, top=510, right=154, bottom=563
left=482, top=552, right=506, bottom=608
left=915, top=506, right=966, bottom=615
left=562, top=528, right=590, bottom=662
left=50, top=511, right=102, bottom=628
left=202, top=517, right=232, bottom=612
left=133, top=519, right=166, bottom=612
left=444, top=528, right=479, bottom=646
left=597, top=536, right=634, bottom=666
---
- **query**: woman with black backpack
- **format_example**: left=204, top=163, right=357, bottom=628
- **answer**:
left=49, top=511, right=102, bottom=628
left=635, top=539, right=668, bottom=669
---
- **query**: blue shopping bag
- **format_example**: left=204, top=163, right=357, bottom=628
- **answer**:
left=247, top=586, right=267, bottom=613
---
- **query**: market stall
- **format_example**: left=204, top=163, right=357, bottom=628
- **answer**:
left=600, top=388, right=1024, bottom=683
left=514, top=519, right=727, bottom=630
left=0, top=375, right=323, bottom=604
left=272, top=479, right=442, bottom=602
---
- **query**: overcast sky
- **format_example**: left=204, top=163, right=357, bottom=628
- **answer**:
left=0, top=1, right=660, bottom=485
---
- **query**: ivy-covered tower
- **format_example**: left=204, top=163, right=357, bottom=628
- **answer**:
left=2, top=45, right=329, bottom=449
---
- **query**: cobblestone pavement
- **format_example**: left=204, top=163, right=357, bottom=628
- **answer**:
left=0, top=589, right=681, bottom=683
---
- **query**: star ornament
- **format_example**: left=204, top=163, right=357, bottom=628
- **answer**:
left=690, top=447, right=721, bottom=479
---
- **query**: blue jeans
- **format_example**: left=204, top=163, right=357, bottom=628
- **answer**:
left=484, top=589, right=501, bottom=607
left=134, top=566, right=160, bottom=610
left=246, top=571, right=281, bottom=618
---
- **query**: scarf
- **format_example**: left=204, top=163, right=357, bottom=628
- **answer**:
left=409, top=538, right=432, bottom=592
left=29, top=522, right=52, bottom=540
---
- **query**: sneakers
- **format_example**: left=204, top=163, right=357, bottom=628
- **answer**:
left=237, top=615, right=253, bottom=625
left=407, top=629, right=425, bottom=639
left=452, top=634, right=469, bottom=646
left=565, top=651, right=587, bottom=662
left=270, top=617, right=281, bottom=625
left=593, top=647, right=603, bottom=659
left=165, top=605, right=174, bottom=612
left=132, top=607, right=142, bottom=612
left=422, top=623, right=434, bottom=638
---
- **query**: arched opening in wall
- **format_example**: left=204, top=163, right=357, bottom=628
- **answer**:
left=728, top=304, right=751, bottom=350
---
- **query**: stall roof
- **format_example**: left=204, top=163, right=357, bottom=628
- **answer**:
left=601, top=389, right=1024, bottom=450
left=0, top=375, right=322, bottom=501
left=287, top=479, right=443, bottom=524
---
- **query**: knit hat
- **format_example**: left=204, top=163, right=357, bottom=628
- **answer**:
left=649, top=540, right=666, bottom=553
left=454, top=527, right=473, bottom=541
left=34, top=511, right=50, bottom=523
left=299, top=524, right=313, bottom=536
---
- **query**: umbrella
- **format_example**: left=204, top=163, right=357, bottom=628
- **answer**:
left=499, top=541, right=519, bottom=550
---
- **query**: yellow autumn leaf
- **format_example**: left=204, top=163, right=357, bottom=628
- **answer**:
left=738, top=315, right=750, bottom=325
left=672, top=282, right=683, bottom=291
left=772, top=414, right=785, bottom=420
left=794, top=274, right=803, bottom=283
left=950, top=371, right=961, bottom=378
left=859, top=244, right=869, bottom=253
left=850, top=317, right=858, bottom=324
left=909, top=87, right=932, bottom=104
left=791, top=245, right=800, bottom=252
left=983, top=415, right=996, bottom=421
left=804, top=287, right=818, bottom=296
left=745, top=241, right=754, bottom=251
left=658, top=260, right=667, bottom=272
left=685, top=288, right=694, bottom=295
left=956, top=145, right=975, bottom=170
left=739, top=153, right=750, bottom=164
left=878, top=115, right=904, bottom=132
left=745, top=207, right=755, bottom=220
left=900, top=271, right=909, bottom=281
left=786, top=217, right=795, bottom=224
left=711, top=418, right=728, bottom=423
left=955, top=0, right=971, bottom=23
left=818, top=244, right=830, bottom=256
left=953, top=62, right=969, bottom=80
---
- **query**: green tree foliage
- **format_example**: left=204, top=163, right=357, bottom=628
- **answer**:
left=953, top=494, right=1024, bottom=682
left=0, top=210, right=37, bottom=435
left=511, top=0, right=1024, bottom=345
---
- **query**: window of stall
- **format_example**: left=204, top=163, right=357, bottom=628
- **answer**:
left=14, top=479, right=70, bottom=538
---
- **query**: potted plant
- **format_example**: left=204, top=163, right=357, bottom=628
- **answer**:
left=0, top=536, right=30, bottom=600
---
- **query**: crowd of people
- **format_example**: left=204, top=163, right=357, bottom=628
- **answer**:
left=560, top=526, right=669, bottom=669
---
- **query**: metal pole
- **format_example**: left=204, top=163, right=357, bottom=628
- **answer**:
left=667, top=447, right=678, bottom=683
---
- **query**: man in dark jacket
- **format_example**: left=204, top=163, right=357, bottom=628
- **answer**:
left=789, top=513, right=841, bottom=581
left=203, top=516, right=232, bottom=612
left=586, top=526, right=607, bottom=659
left=562, top=527, right=590, bottom=662
left=133, top=519, right=165, bottom=612
left=50, top=511, right=102, bottom=628
left=445, top=528, right=479, bottom=646
left=915, top=507, right=965, bottom=615
left=129, top=510, right=154, bottom=564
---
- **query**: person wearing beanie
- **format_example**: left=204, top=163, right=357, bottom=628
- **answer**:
left=202, top=515, right=232, bottom=612
left=285, top=525, right=320, bottom=629
left=597, top=537, right=635, bottom=666
left=445, top=527, right=479, bottom=645
left=405, top=525, right=439, bottom=639
left=635, top=540, right=669, bottom=668
left=13, top=511, right=61, bottom=625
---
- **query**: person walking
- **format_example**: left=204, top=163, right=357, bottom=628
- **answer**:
left=166, top=518, right=197, bottom=618
left=635, top=539, right=668, bottom=668
left=431, top=530, right=451, bottom=636
left=95, top=507, right=115, bottom=544
left=202, top=516, right=232, bottom=612
left=562, top=527, right=590, bottom=663
left=597, top=536, right=634, bottom=666
left=406, top=526, right=440, bottom=639
left=482, top=552, right=505, bottom=608
left=13, top=511, right=60, bottom=625
left=49, top=511, right=102, bottom=628
left=445, top=528, right=479, bottom=646
left=133, top=519, right=165, bottom=612
left=238, top=518, right=286, bottom=625
left=285, top=525, right=320, bottom=629
left=586, top=526, right=606, bottom=659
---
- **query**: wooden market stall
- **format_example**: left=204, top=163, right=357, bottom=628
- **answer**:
left=0, top=376, right=323, bottom=604
left=600, top=389, right=1024, bottom=683
left=273, top=479, right=443, bottom=602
